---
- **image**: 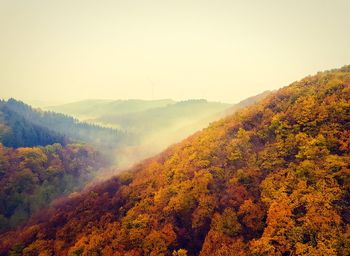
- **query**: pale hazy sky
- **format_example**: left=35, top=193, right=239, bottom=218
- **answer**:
left=1, top=0, right=349, bottom=104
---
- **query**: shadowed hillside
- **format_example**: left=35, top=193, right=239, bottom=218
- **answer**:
left=0, top=99, right=133, bottom=155
left=0, top=102, right=67, bottom=148
left=1, top=66, right=349, bottom=255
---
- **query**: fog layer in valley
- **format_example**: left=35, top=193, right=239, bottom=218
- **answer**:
left=47, top=93, right=269, bottom=171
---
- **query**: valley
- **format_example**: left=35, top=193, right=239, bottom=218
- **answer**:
left=0, top=66, right=349, bottom=255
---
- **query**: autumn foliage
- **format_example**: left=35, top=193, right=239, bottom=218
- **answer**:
left=1, top=66, right=350, bottom=255
left=0, top=144, right=104, bottom=233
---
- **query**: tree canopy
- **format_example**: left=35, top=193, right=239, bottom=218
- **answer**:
left=0, top=66, right=349, bottom=255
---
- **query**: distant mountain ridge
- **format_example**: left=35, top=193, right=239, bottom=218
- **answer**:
left=0, top=99, right=128, bottom=149
left=95, top=99, right=230, bottom=132
left=46, top=99, right=176, bottom=120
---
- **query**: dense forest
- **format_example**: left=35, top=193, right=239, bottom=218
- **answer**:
left=0, top=103, right=67, bottom=148
left=0, top=100, right=123, bottom=233
left=0, top=143, right=104, bottom=233
left=0, top=66, right=348, bottom=255
left=0, top=99, right=130, bottom=149
left=0, top=95, right=251, bottom=230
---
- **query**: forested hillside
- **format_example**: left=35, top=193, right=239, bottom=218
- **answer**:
left=0, top=99, right=130, bottom=149
left=0, top=100, right=125, bottom=233
left=0, top=143, right=104, bottom=233
left=0, top=102, right=66, bottom=148
left=1, top=66, right=349, bottom=255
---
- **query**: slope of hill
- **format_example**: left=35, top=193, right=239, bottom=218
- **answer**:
left=0, top=99, right=130, bottom=150
left=0, top=143, right=104, bottom=233
left=1, top=66, right=349, bottom=255
left=46, top=99, right=175, bottom=120
left=172, top=91, right=273, bottom=145
left=225, top=90, right=272, bottom=115
left=0, top=103, right=67, bottom=148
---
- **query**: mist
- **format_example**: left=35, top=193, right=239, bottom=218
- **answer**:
left=90, top=91, right=271, bottom=180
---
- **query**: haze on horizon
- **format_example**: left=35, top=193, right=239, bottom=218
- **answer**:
left=1, top=0, right=350, bottom=105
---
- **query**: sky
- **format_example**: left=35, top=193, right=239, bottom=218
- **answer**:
left=1, top=0, right=350, bottom=105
